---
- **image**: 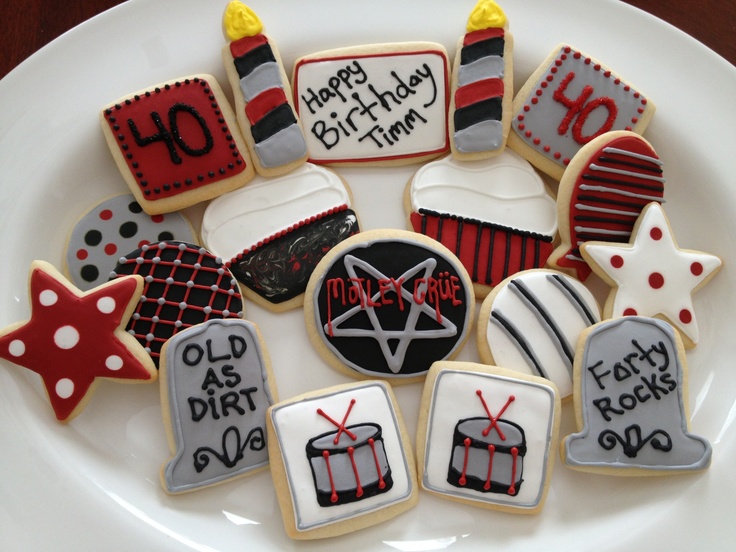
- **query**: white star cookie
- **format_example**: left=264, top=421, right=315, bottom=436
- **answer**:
left=581, top=202, right=722, bottom=348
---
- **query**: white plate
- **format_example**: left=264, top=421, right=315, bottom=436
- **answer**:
left=1, top=0, right=734, bottom=549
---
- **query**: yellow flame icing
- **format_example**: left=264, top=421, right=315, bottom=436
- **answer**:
left=223, top=1, right=263, bottom=41
left=466, top=0, right=506, bottom=31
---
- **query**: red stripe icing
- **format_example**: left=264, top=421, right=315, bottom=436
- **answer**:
left=463, top=27, right=505, bottom=47
left=244, top=87, right=288, bottom=125
left=229, top=33, right=269, bottom=58
left=454, top=78, right=504, bottom=109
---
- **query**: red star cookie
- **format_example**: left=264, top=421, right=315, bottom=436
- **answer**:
left=0, top=261, right=157, bottom=422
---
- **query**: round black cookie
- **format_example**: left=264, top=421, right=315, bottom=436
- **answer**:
left=110, top=241, right=244, bottom=366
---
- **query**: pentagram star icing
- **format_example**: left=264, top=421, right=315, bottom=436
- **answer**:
left=581, top=203, right=722, bottom=348
left=326, top=255, right=458, bottom=373
left=0, top=261, right=157, bottom=422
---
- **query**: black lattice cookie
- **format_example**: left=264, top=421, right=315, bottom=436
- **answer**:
left=109, top=241, right=244, bottom=365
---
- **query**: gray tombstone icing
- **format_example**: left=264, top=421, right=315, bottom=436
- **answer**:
left=564, top=317, right=711, bottom=473
left=162, top=318, right=275, bottom=493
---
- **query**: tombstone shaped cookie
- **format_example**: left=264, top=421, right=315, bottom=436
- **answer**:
left=562, top=317, right=712, bottom=475
left=266, top=380, right=418, bottom=539
left=100, top=75, right=255, bottom=215
left=417, top=361, right=560, bottom=514
left=159, top=319, right=277, bottom=494
left=508, top=45, right=655, bottom=180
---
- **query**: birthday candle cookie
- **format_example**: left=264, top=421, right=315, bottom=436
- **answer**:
left=562, top=316, right=712, bottom=475
left=0, top=261, right=156, bottom=422
left=221, top=1, right=309, bottom=176
left=449, top=0, right=514, bottom=159
left=508, top=44, right=655, bottom=180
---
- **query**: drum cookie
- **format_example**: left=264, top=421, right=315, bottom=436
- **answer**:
left=221, top=1, right=309, bottom=176
left=449, top=0, right=514, bottom=159
left=477, top=269, right=601, bottom=399
left=65, top=194, right=196, bottom=291
left=405, top=150, right=557, bottom=297
left=109, top=241, right=244, bottom=366
left=266, top=380, right=418, bottom=539
left=201, top=163, right=360, bottom=312
left=0, top=261, right=156, bottom=422
left=159, top=318, right=277, bottom=494
left=417, top=361, right=560, bottom=514
left=581, top=202, right=722, bottom=349
left=507, top=44, right=656, bottom=180
left=304, top=229, right=474, bottom=383
left=100, top=75, right=255, bottom=215
left=562, top=317, right=711, bottom=475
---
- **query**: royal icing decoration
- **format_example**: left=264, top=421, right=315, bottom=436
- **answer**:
left=221, top=1, right=308, bottom=175
left=450, top=0, right=513, bottom=158
left=419, top=362, right=559, bottom=513
left=201, top=163, right=359, bottom=308
left=408, top=151, right=556, bottom=292
left=581, top=202, right=721, bottom=348
left=293, top=43, right=450, bottom=165
left=563, top=317, right=711, bottom=474
left=550, top=131, right=665, bottom=281
left=306, top=231, right=474, bottom=381
left=100, top=75, right=254, bottom=214
left=109, top=241, right=244, bottom=366
left=268, top=381, right=416, bottom=537
left=66, top=194, right=196, bottom=291
left=479, top=269, right=600, bottom=399
left=160, top=319, right=276, bottom=494
left=0, top=261, right=156, bottom=422
left=508, top=45, right=655, bottom=180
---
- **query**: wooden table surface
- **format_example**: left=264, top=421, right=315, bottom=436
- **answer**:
left=2, top=0, right=734, bottom=81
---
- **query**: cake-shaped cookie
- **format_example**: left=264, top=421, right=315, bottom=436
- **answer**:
left=477, top=269, right=601, bottom=399
left=221, top=1, right=308, bottom=176
left=449, top=0, right=514, bottom=159
left=201, top=163, right=359, bottom=311
left=508, top=45, right=655, bottom=180
left=405, top=150, right=557, bottom=297
left=100, top=75, right=254, bottom=215
left=304, top=230, right=474, bottom=383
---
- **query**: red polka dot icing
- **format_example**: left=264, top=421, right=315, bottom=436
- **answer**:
left=581, top=203, right=722, bottom=347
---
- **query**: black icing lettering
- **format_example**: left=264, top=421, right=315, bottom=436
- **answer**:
left=229, top=335, right=248, bottom=358
left=587, top=360, right=611, bottom=390
left=311, top=120, right=340, bottom=150
left=182, top=343, right=204, bottom=366
left=221, top=364, right=242, bottom=388
left=593, top=397, right=624, bottom=422
left=613, top=361, right=635, bottom=382
left=301, top=87, right=324, bottom=114
left=633, top=384, right=651, bottom=403
left=206, top=338, right=231, bottom=362
left=415, top=63, right=438, bottom=108
left=220, top=391, right=246, bottom=416
left=239, top=387, right=259, bottom=411
left=639, top=373, right=671, bottom=401
left=618, top=393, right=637, bottom=411
left=189, top=397, right=208, bottom=422
left=660, top=371, right=677, bottom=392
left=201, top=367, right=225, bottom=390
left=351, top=92, right=380, bottom=121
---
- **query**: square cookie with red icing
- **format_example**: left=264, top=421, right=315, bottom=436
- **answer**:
left=100, top=75, right=255, bottom=215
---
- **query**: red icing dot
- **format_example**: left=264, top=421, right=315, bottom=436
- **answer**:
left=623, top=308, right=638, bottom=316
left=650, top=227, right=663, bottom=240
left=610, top=255, right=624, bottom=268
left=691, top=262, right=704, bottom=276
left=99, top=209, right=113, bottom=221
left=138, top=240, right=150, bottom=248
left=104, top=243, right=118, bottom=256
left=648, top=272, right=665, bottom=289
left=151, top=215, right=164, bottom=223
left=679, top=309, right=693, bottom=324
left=76, top=249, right=88, bottom=260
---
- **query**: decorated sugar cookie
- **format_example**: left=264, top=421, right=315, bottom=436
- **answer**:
left=65, top=194, right=196, bottom=291
left=0, top=261, right=156, bottom=422
left=293, top=42, right=450, bottom=166
left=548, top=131, right=665, bottom=281
left=201, top=163, right=360, bottom=311
left=221, top=1, right=309, bottom=176
left=100, top=75, right=254, bottom=215
left=266, top=380, right=418, bottom=539
left=477, top=269, right=601, bottom=399
left=417, top=361, right=560, bottom=514
left=160, top=319, right=277, bottom=494
left=507, top=45, right=656, bottom=180
left=109, top=241, right=244, bottom=366
left=405, top=150, right=557, bottom=297
left=581, top=202, right=721, bottom=349
left=562, top=316, right=712, bottom=475
left=449, top=0, right=514, bottom=159
left=304, top=230, right=474, bottom=383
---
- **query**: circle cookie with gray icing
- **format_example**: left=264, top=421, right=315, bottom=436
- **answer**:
left=304, top=229, right=475, bottom=383
left=65, top=194, right=196, bottom=290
